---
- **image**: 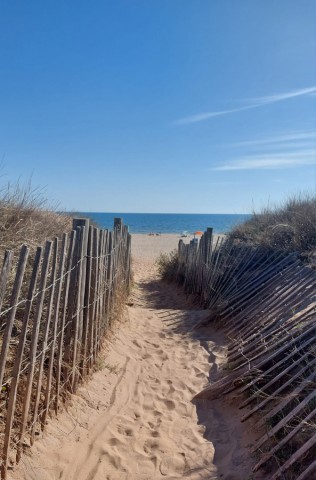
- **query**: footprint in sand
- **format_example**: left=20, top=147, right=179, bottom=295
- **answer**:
left=108, top=437, right=123, bottom=446
left=153, top=410, right=163, bottom=417
left=117, top=425, right=134, bottom=437
left=162, top=399, right=176, bottom=410
left=159, top=453, right=186, bottom=476
left=168, top=384, right=176, bottom=394
left=143, top=439, right=160, bottom=454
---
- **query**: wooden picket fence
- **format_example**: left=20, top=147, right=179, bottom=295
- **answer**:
left=0, top=217, right=131, bottom=478
left=178, top=230, right=316, bottom=479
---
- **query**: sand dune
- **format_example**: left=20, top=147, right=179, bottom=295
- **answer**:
left=9, top=235, right=264, bottom=480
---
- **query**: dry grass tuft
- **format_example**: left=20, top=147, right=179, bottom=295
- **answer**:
left=229, top=194, right=316, bottom=264
left=155, top=250, right=179, bottom=282
left=0, top=181, right=72, bottom=257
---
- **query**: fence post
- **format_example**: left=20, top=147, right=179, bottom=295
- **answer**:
left=55, top=231, right=75, bottom=414
left=72, top=218, right=90, bottom=392
left=114, top=217, right=123, bottom=230
left=81, top=225, right=93, bottom=376
left=205, top=227, right=213, bottom=264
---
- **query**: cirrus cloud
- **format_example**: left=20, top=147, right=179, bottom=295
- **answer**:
left=175, top=86, right=316, bottom=125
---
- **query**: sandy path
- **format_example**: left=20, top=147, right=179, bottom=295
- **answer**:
left=9, top=237, right=262, bottom=480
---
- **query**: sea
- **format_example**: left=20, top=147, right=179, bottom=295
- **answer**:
left=77, top=212, right=251, bottom=234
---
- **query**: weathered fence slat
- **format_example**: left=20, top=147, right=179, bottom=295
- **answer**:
left=270, top=432, right=316, bottom=480
left=253, top=407, right=316, bottom=472
left=17, top=240, right=52, bottom=462
left=0, top=245, right=29, bottom=389
left=81, top=225, right=93, bottom=376
left=55, top=230, right=75, bottom=413
left=241, top=356, right=316, bottom=422
left=1, top=247, right=42, bottom=478
left=296, top=459, right=316, bottom=480
left=30, top=238, right=58, bottom=445
left=42, top=234, right=67, bottom=428
left=92, top=227, right=100, bottom=363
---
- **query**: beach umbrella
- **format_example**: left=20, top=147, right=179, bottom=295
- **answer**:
left=193, top=230, right=203, bottom=239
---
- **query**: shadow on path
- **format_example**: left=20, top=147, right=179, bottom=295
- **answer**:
left=131, top=274, right=265, bottom=480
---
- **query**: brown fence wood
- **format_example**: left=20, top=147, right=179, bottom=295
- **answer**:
left=55, top=230, right=75, bottom=414
left=178, top=229, right=316, bottom=480
left=0, top=218, right=131, bottom=477
left=0, top=245, right=29, bottom=389
left=30, top=238, right=58, bottom=445
left=42, top=234, right=67, bottom=428
left=16, top=240, right=52, bottom=463
left=1, top=247, right=42, bottom=478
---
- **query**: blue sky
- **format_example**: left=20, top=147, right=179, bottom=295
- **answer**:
left=0, top=0, right=315, bottom=213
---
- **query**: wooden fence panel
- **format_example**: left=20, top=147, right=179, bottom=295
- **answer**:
left=0, top=245, right=29, bottom=389
left=178, top=228, right=316, bottom=480
left=17, top=240, right=52, bottom=464
left=0, top=218, right=131, bottom=478
left=1, top=247, right=42, bottom=477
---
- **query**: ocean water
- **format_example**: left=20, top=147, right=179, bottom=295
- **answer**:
left=78, top=212, right=251, bottom=234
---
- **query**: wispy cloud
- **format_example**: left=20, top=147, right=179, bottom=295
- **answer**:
left=252, top=86, right=316, bottom=104
left=175, top=86, right=316, bottom=125
left=230, top=131, right=316, bottom=148
left=214, top=129, right=316, bottom=171
left=175, top=104, right=258, bottom=125
left=214, top=150, right=315, bottom=171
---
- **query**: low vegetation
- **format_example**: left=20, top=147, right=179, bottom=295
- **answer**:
left=156, top=250, right=179, bottom=282
left=229, top=194, right=316, bottom=264
left=0, top=181, right=72, bottom=257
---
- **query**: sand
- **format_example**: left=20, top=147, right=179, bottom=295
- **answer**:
left=131, top=233, right=187, bottom=260
left=9, top=234, right=265, bottom=480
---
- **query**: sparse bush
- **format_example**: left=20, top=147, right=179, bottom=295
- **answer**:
left=156, top=249, right=179, bottom=282
left=229, top=194, right=316, bottom=264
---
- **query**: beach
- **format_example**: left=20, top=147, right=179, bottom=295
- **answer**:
left=131, top=233, right=187, bottom=260
left=131, top=232, right=227, bottom=258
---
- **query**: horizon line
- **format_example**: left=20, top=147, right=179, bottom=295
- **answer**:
left=64, top=210, right=251, bottom=216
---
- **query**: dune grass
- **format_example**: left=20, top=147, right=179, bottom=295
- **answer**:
left=229, top=194, right=316, bottom=264
left=156, top=250, right=179, bottom=282
left=0, top=181, right=72, bottom=257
